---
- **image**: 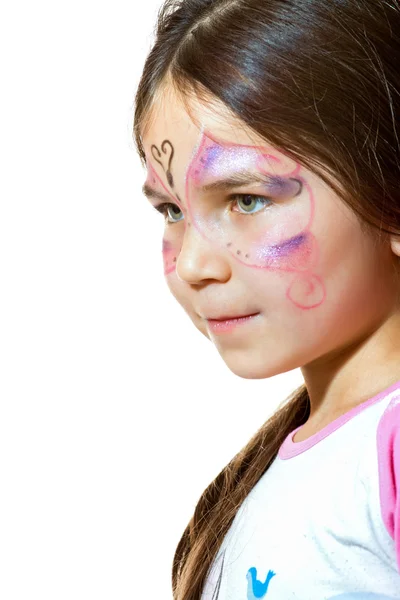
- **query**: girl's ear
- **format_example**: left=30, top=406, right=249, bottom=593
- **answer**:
left=390, top=233, right=400, bottom=257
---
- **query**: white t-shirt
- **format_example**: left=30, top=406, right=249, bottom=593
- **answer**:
left=201, top=379, right=400, bottom=599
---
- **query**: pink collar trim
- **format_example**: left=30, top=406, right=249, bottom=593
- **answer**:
left=278, top=378, right=400, bottom=460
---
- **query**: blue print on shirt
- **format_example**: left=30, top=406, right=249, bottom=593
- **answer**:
left=246, top=567, right=276, bottom=599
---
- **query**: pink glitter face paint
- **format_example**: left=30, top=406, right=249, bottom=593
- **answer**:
left=186, top=132, right=312, bottom=267
left=184, top=130, right=325, bottom=309
left=146, top=129, right=325, bottom=309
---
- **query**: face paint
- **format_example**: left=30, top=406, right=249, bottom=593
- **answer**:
left=185, top=131, right=314, bottom=269
left=144, top=161, right=185, bottom=276
left=146, top=130, right=326, bottom=309
left=151, top=140, right=175, bottom=188
left=184, top=131, right=325, bottom=308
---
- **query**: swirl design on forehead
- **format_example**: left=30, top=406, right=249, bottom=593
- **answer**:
left=151, top=140, right=175, bottom=188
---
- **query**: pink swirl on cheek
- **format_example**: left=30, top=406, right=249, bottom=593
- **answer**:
left=287, top=273, right=326, bottom=309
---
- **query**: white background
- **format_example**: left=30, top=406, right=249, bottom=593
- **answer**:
left=0, top=1, right=303, bottom=597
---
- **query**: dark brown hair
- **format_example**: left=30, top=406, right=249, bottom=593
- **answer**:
left=132, top=1, right=400, bottom=598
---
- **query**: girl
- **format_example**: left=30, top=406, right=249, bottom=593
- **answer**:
left=133, top=0, right=400, bottom=598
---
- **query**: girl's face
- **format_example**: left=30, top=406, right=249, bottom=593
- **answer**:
left=141, top=89, right=397, bottom=379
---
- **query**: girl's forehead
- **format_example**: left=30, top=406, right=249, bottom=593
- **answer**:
left=142, top=91, right=273, bottom=165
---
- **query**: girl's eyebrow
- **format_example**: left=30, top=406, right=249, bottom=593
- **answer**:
left=142, top=183, right=171, bottom=204
left=142, top=171, right=284, bottom=204
left=200, top=171, right=280, bottom=192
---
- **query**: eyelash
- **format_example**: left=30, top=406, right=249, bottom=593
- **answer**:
left=154, top=194, right=273, bottom=223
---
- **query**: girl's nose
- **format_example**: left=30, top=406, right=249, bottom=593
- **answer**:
left=175, top=222, right=231, bottom=285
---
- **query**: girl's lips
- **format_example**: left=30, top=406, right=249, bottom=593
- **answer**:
left=206, top=313, right=260, bottom=334
left=207, top=312, right=259, bottom=322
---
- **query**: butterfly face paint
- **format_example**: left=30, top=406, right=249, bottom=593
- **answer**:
left=147, top=129, right=326, bottom=310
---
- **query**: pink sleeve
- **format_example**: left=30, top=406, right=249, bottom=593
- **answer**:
left=377, top=397, right=400, bottom=573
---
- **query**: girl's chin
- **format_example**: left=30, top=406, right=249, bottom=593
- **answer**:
left=216, top=354, right=278, bottom=380
left=215, top=347, right=300, bottom=380
left=226, top=364, right=280, bottom=380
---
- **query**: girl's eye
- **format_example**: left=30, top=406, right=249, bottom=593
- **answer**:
left=153, top=194, right=272, bottom=223
left=154, top=202, right=184, bottom=223
left=229, top=194, right=273, bottom=214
